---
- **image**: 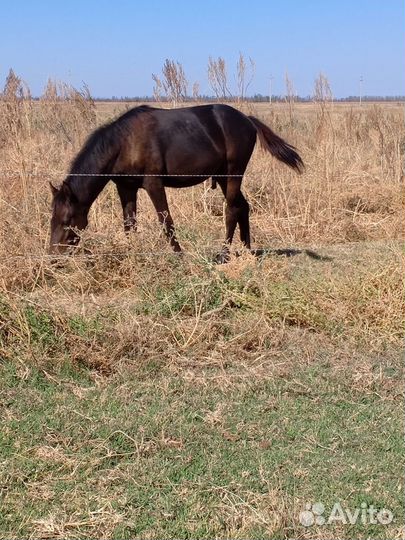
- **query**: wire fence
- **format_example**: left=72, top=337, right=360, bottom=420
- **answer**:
left=0, top=171, right=246, bottom=178
left=0, top=249, right=325, bottom=264
left=0, top=250, right=202, bottom=262
left=0, top=246, right=279, bottom=263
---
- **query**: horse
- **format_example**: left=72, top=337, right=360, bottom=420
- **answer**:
left=49, top=104, right=303, bottom=262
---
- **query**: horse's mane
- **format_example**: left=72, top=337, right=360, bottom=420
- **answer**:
left=64, top=105, right=154, bottom=194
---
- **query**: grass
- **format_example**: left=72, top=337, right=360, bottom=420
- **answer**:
left=0, top=75, right=404, bottom=538
left=0, top=344, right=402, bottom=539
left=0, top=241, right=404, bottom=539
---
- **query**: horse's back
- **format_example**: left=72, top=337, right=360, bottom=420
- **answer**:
left=146, top=105, right=230, bottom=178
left=155, top=104, right=256, bottom=168
left=114, top=104, right=257, bottom=179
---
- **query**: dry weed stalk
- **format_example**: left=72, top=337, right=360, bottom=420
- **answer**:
left=192, top=81, right=200, bottom=101
left=284, top=72, right=295, bottom=125
left=40, top=79, right=96, bottom=146
left=154, top=59, right=188, bottom=106
left=207, top=56, right=232, bottom=100
left=312, top=72, right=336, bottom=217
left=236, top=53, right=255, bottom=102
left=0, top=69, right=34, bottom=211
left=152, top=74, right=163, bottom=102
left=313, top=72, right=333, bottom=128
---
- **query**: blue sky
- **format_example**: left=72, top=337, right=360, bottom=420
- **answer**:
left=1, top=0, right=404, bottom=98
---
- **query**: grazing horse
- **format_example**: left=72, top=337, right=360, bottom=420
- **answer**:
left=49, top=104, right=303, bottom=262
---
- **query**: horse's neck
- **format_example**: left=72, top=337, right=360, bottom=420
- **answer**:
left=68, top=174, right=110, bottom=208
left=69, top=130, right=119, bottom=206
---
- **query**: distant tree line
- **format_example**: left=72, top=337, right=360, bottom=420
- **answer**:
left=2, top=63, right=404, bottom=103
left=94, top=94, right=405, bottom=103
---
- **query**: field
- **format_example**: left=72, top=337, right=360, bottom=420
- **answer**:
left=0, top=84, right=404, bottom=539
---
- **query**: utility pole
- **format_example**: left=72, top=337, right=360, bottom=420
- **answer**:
left=269, top=75, right=274, bottom=104
left=359, top=75, right=363, bottom=105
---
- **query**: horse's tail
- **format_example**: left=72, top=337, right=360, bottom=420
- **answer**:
left=248, top=115, right=304, bottom=173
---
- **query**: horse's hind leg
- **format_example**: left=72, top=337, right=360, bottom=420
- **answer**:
left=116, top=182, right=138, bottom=232
left=236, top=191, right=250, bottom=248
left=216, top=177, right=250, bottom=263
left=144, top=177, right=182, bottom=253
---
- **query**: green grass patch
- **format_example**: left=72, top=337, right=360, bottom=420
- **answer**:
left=0, top=354, right=402, bottom=539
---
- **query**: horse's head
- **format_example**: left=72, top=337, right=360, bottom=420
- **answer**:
left=49, top=182, right=88, bottom=254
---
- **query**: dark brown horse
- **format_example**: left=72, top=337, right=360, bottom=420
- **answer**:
left=49, top=104, right=303, bottom=262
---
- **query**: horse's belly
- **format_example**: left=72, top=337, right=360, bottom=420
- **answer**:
left=163, top=176, right=210, bottom=188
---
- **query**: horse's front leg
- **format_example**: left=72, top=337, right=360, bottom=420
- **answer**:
left=144, top=177, right=182, bottom=253
left=116, top=183, right=138, bottom=232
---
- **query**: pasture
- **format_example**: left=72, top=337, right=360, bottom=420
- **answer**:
left=0, top=87, right=404, bottom=538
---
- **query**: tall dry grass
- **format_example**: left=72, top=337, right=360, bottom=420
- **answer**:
left=1, top=83, right=403, bottom=255
left=0, top=76, right=404, bottom=371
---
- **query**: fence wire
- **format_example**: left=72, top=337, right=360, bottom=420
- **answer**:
left=0, top=247, right=259, bottom=263
left=0, top=251, right=193, bottom=262
left=0, top=171, right=246, bottom=178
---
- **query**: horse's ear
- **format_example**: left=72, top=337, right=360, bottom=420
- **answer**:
left=49, top=182, right=59, bottom=196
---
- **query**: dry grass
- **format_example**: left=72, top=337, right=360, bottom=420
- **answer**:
left=0, top=87, right=403, bottom=362
left=1, top=86, right=404, bottom=255
left=0, top=79, right=404, bottom=539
